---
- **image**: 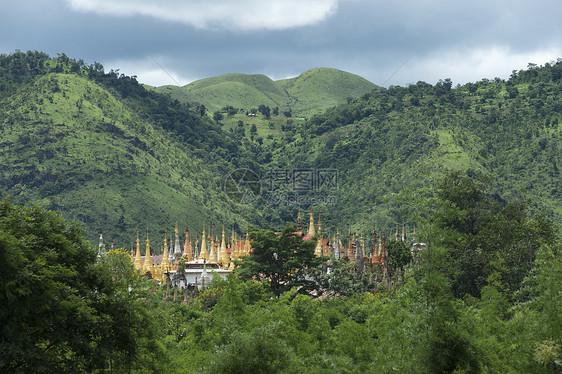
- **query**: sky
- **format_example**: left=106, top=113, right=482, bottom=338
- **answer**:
left=1, top=0, right=561, bottom=87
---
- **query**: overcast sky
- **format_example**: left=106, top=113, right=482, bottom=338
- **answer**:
left=2, top=0, right=561, bottom=87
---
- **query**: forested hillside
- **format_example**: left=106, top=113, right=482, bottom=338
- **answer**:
left=0, top=51, right=282, bottom=245
left=1, top=51, right=561, bottom=247
left=270, top=65, right=562, bottom=234
left=150, top=67, right=378, bottom=116
left=1, top=51, right=561, bottom=373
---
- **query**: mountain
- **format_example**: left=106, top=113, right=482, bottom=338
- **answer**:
left=0, top=51, right=283, bottom=246
left=269, top=70, right=562, bottom=234
left=149, top=68, right=378, bottom=117
left=1, top=51, right=560, bottom=247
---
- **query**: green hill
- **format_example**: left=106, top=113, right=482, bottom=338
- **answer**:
left=278, top=67, right=378, bottom=114
left=0, top=52, right=283, bottom=246
left=1, top=51, right=561, bottom=246
left=268, top=71, right=562, bottom=235
left=150, top=68, right=379, bottom=117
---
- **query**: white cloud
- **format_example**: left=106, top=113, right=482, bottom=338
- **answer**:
left=383, top=46, right=562, bottom=86
left=104, top=57, right=194, bottom=87
left=66, top=0, right=340, bottom=30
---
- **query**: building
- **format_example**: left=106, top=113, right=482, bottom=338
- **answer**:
left=122, top=207, right=419, bottom=292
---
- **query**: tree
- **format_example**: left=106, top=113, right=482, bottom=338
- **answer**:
left=0, top=200, right=167, bottom=372
left=318, top=258, right=378, bottom=296
left=386, top=240, right=412, bottom=271
left=418, top=268, right=481, bottom=374
left=212, top=111, right=223, bottom=122
left=428, top=172, right=555, bottom=298
left=258, top=104, right=271, bottom=119
left=434, top=78, right=453, bottom=97
left=235, top=225, right=324, bottom=297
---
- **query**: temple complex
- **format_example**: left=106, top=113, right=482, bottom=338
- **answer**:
left=99, top=207, right=420, bottom=293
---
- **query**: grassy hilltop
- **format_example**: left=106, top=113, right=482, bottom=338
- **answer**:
left=0, top=52, right=282, bottom=246
left=1, top=51, right=561, bottom=246
left=150, top=67, right=378, bottom=117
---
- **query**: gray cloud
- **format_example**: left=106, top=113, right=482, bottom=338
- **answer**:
left=66, top=0, right=340, bottom=31
left=1, top=0, right=561, bottom=87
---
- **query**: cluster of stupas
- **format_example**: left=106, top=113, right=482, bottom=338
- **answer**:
left=125, top=223, right=252, bottom=281
left=97, top=207, right=418, bottom=282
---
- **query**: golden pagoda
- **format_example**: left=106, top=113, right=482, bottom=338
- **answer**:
left=200, top=227, right=208, bottom=261
left=143, top=231, right=154, bottom=276
left=161, top=233, right=171, bottom=273
left=219, top=226, right=230, bottom=267
left=183, top=224, right=194, bottom=261
left=243, top=231, right=251, bottom=255
left=134, top=232, right=143, bottom=270
left=308, top=206, right=315, bottom=236
left=208, top=236, right=217, bottom=262
left=314, top=215, right=323, bottom=257
left=347, top=232, right=355, bottom=261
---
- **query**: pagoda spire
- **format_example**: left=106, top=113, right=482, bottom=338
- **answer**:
left=200, top=226, right=208, bottom=261
left=134, top=232, right=143, bottom=269
left=208, top=236, right=216, bottom=262
left=161, top=232, right=171, bottom=273
left=220, top=226, right=229, bottom=267
left=173, top=221, right=182, bottom=260
left=168, top=227, right=175, bottom=264
left=230, top=227, right=237, bottom=261
left=97, top=230, right=106, bottom=259
left=382, top=233, right=386, bottom=263
left=314, top=227, right=323, bottom=257
left=347, top=231, right=355, bottom=261
left=143, top=230, right=153, bottom=275
left=214, top=236, right=220, bottom=262
left=308, top=206, right=315, bottom=236
left=335, top=228, right=341, bottom=259
left=183, top=224, right=194, bottom=261
left=360, top=232, right=365, bottom=259
left=231, top=228, right=239, bottom=261
left=244, top=230, right=251, bottom=255
left=372, top=228, right=378, bottom=264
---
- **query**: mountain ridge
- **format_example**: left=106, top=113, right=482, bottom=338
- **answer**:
left=149, top=67, right=379, bottom=116
left=1, top=51, right=560, bottom=246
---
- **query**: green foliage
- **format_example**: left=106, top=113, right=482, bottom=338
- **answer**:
left=2, top=51, right=562, bottom=373
left=152, top=68, right=378, bottom=117
left=0, top=200, right=169, bottom=373
left=269, top=62, right=562, bottom=236
left=0, top=51, right=286, bottom=244
left=318, top=258, right=378, bottom=296
left=428, top=172, right=555, bottom=298
left=1, top=199, right=556, bottom=373
left=235, top=225, right=324, bottom=297
left=386, top=239, right=412, bottom=271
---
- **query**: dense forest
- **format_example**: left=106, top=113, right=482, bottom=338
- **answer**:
left=1, top=170, right=560, bottom=372
left=0, top=51, right=560, bottom=246
left=0, top=51, right=561, bottom=372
